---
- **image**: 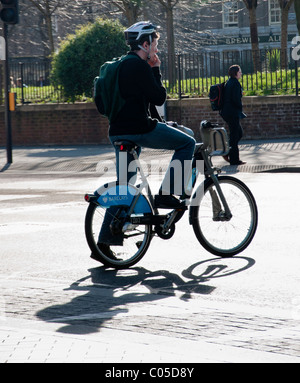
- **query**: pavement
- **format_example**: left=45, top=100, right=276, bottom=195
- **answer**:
left=1, top=137, right=300, bottom=175
left=0, top=137, right=300, bottom=365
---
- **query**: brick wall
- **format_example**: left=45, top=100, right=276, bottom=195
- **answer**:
left=0, top=103, right=109, bottom=146
left=168, top=95, right=300, bottom=141
left=1, top=96, right=300, bottom=146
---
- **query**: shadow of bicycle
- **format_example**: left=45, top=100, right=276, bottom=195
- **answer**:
left=36, top=256, right=255, bottom=335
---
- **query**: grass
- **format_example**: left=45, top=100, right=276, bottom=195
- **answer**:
left=7, top=68, right=299, bottom=104
left=10, top=85, right=66, bottom=104
left=164, top=67, right=299, bottom=98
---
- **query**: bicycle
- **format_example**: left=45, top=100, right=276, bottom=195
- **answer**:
left=84, top=120, right=258, bottom=269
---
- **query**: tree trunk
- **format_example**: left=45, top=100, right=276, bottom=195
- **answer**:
left=279, top=0, right=294, bottom=69
left=280, top=6, right=289, bottom=69
left=157, top=0, right=178, bottom=88
left=29, top=0, right=55, bottom=55
left=248, top=7, right=260, bottom=72
left=295, top=0, right=300, bottom=34
left=114, top=0, right=141, bottom=25
left=166, top=3, right=176, bottom=87
left=45, top=14, right=54, bottom=55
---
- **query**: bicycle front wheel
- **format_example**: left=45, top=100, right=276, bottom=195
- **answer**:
left=190, top=176, right=258, bottom=257
left=85, top=202, right=152, bottom=269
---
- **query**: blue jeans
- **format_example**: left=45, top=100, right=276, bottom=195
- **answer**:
left=110, top=122, right=196, bottom=197
left=98, top=122, right=195, bottom=245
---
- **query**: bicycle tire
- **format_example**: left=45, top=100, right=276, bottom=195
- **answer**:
left=85, top=198, right=153, bottom=269
left=190, top=175, right=258, bottom=257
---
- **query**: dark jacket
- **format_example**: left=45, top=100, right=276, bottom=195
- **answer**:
left=109, top=52, right=167, bottom=136
left=221, top=77, right=243, bottom=119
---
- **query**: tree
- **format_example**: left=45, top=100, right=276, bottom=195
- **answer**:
left=110, top=0, right=144, bottom=25
left=28, top=0, right=74, bottom=55
left=278, top=0, right=294, bottom=69
left=242, top=0, right=260, bottom=72
left=155, top=0, right=179, bottom=87
left=26, top=0, right=103, bottom=55
left=51, top=18, right=128, bottom=100
left=294, top=0, right=300, bottom=34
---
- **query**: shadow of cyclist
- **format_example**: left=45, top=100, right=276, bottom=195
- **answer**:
left=35, top=256, right=255, bottom=335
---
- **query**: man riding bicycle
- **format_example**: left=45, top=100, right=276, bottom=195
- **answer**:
left=109, top=21, right=196, bottom=207
left=93, top=21, right=196, bottom=260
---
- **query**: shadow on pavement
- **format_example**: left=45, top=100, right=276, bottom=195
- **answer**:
left=0, top=163, right=11, bottom=172
left=26, top=146, right=114, bottom=158
left=35, top=256, right=255, bottom=335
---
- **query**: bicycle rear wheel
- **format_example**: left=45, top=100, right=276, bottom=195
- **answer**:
left=190, top=176, right=258, bottom=257
left=85, top=202, right=152, bottom=269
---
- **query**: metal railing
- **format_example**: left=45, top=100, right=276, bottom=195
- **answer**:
left=3, top=48, right=299, bottom=104
left=8, top=59, right=64, bottom=104
left=160, top=48, right=299, bottom=98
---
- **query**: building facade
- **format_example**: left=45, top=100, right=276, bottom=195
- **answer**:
left=193, top=0, right=297, bottom=54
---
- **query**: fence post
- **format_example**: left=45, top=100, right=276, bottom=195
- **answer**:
left=18, top=62, right=25, bottom=104
left=295, top=58, right=299, bottom=96
left=178, top=54, right=182, bottom=99
left=3, top=24, right=12, bottom=164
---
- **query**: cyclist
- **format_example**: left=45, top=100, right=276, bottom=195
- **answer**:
left=93, top=21, right=195, bottom=260
left=109, top=21, right=196, bottom=207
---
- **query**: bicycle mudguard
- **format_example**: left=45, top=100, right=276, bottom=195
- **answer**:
left=94, top=182, right=152, bottom=214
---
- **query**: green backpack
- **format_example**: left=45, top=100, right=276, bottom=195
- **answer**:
left=94, top=54, right=138, bottom=123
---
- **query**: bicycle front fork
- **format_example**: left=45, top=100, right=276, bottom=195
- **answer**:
left=209, top=174, right=232, bottom=221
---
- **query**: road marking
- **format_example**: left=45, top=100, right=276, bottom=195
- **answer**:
left=0, top=195, right=44, bottom=201
left=0, top=222, right=71, bottom=235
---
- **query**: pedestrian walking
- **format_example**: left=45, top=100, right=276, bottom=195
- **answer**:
left=220, top=64, right=246, bottom=165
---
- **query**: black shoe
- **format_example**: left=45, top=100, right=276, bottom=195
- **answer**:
left=91, top=243, right=119, bottom=262
left=154, top=194, right=185, bottom=209
left=230, top=160, right=246, bottom=165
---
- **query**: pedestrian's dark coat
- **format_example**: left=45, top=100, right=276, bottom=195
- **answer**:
left=221, top=77, right=243, bottom=119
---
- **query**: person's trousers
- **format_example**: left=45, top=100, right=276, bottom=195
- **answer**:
left=222, top=116, right=243, bottom=165
left=97, top=122, right=195, bottom=245
left=110, top=122, right=196, bottom=197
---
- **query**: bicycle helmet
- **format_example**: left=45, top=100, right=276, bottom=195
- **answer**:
left=124, top=21, right=159, bottom=47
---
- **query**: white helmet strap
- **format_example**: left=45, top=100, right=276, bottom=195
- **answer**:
left=138, top=35, right=152, bottom=60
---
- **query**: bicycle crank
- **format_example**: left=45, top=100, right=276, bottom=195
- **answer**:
left=155, top=222, right=176, bottom=239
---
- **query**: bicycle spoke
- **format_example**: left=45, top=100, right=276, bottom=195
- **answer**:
left=191, top=176, right=258, bottom=257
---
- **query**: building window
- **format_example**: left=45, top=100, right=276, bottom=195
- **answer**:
left=269, top=0, right=280, bottom=24
left=223, top=1, right=238, bottom=28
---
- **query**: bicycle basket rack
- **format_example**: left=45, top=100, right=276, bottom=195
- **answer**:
left=200, top=121, right=230, bottom=156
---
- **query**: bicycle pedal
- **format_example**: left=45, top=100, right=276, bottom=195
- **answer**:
left=214, top=167, right=222, bottom=174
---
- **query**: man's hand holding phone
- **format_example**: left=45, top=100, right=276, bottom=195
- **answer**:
left=148, top=54, right=161, bottom=68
